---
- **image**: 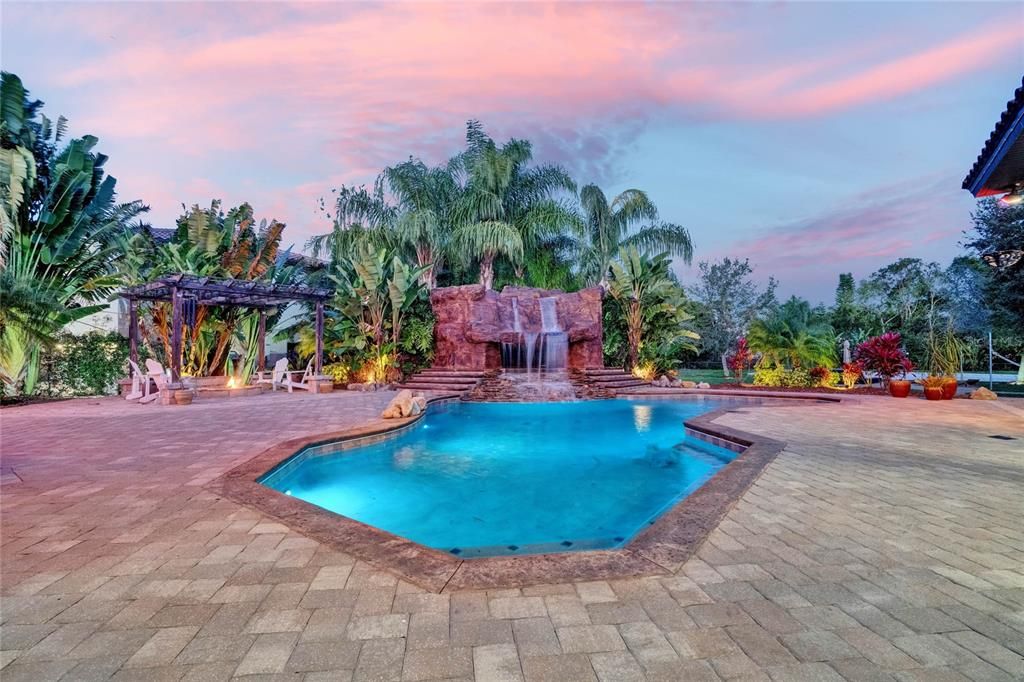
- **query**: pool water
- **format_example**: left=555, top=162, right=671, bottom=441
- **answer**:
left=261, top=399, right=738, bottom=557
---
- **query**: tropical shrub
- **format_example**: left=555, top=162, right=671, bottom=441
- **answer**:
left=1, top=72, right=147, bottom=395
left=809, top=365, right=831, bottom=387
left=726, top=337, right=753, bottom=382
left=37, top=332, right=131, bottom=396
left=747, top=297, right=836, bottom=371
left=605, top=247, right=699, bottom=369
left=752, top=365, right=784, bottom=387
left=855, top=332, right=912, bottom=387
left=321, top=362, right=351, bottom=384
left=780, top=367, right=814, bottom=388
left=841, top=361, right=863, bottom=389
left=632, top=361, right=657, bottom=382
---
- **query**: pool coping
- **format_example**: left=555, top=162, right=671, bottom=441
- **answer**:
left=209, top=392, right=831, bottom=592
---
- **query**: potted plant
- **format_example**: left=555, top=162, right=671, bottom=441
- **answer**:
left=941, top=376, right=958, bottom=400
left=918, top=375, right=946, bottom=401
left=855, top=332, right=913, bottom=397
left=928, top=329, right=966, bottom=400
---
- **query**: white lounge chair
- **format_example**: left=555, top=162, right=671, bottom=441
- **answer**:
left=282, top=359, right=316, bottom=392
left=125, top=360, right=149, bottom=401
left=139, top=359, right=169, bottom=404
left=255, top=358, right=290, bottom=392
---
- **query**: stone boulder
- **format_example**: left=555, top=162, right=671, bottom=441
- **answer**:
left=697, top=382, right=711, bottom=389
left=680, top=381, right=697, bottom=388
left=381, top=389, right=422, bottom=419
left=969, top=387, right=998, bottom=400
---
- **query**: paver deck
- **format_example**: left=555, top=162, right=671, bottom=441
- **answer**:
left=1, top=390, right=1022, bottom=681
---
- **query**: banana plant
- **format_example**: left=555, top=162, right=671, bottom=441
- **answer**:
left=606, top=247, right=683, bottom=369
left=1, top=73, right=148, bottom=394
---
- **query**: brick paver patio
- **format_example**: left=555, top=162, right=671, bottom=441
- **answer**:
left=1, top=391, right=1022, bottom=681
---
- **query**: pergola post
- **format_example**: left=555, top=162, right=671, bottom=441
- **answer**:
left=257, top=310, right=267, bottom=372
left=315, top=301, right=324, bottom=374
left=128, top=298, right=139, bottom=375
left=170, top=287, right=183, bottom=382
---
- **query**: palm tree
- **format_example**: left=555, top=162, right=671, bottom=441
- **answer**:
left=1, top=72, right=148, bottom=394
left=381, top=158, right=461, bottom=289
left=747, top=297, right=836, bottom=369
left=576, top=184, right=693, bottom=288
left=452, top=121, right=577, bottom=289
left=606, top=247, right=697, bottom=369
left=307, top=185, right=396, bottom=262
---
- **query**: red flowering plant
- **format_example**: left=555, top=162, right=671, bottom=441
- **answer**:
left=854, top=332, right=912, bottom=388
left=726, top=337, right=753, bottom=382
left=840, top=361, right=863, bottom=389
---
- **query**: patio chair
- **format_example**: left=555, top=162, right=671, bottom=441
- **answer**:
left=125, top=360, right=149, bottom=401
left=280, top=359, right=315, bottom=393
left=254, top=358, right=290, bottom=392
left=139, top=359, right=169, bottom=404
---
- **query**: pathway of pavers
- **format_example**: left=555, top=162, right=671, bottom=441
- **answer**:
left=1, top=391, right=1022, bottom=681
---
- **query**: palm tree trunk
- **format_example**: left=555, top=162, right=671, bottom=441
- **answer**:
left=479, top=252, right=495, bottom=290
left=627, top=301, right=641, bottom=369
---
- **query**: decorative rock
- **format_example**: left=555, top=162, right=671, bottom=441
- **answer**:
left=412, top=396, right=427, bottom=412
left=697, top=382, right=711, bottom=389
left=430, top=285, right=604, bottom=370
left=382, top=389, right=421, bottom=419
left=970, top=387, right=998, bottom=400
left=680, top=381, right=697, bottom=388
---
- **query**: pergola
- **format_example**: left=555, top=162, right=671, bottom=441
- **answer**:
left=121, top=274, right=332, bottom=381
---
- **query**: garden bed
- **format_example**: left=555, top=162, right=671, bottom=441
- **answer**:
left=704, top=383, right=888, bottom=396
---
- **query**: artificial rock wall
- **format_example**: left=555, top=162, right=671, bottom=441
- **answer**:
left=430, top=285, right=604, bottom=370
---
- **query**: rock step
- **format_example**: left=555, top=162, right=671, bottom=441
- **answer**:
left=395, top=382, right=475, bottom=392
left=595, top=379, right=648, bottom=388
left=586, top=369, right=632, bottom=376
left=403, top=376, right=480, bottom=385
left=588, top=374, right=638, bottom=383
left=419, top=369, right=489, bottom=376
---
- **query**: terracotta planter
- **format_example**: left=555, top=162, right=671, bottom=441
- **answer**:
left=889, top=379, right=912, bottom=398
left=941, top=380, right=957, bottom=400
left=173, top=389, right=194, bottom=405
left=924, top=386, right=943, bottom=401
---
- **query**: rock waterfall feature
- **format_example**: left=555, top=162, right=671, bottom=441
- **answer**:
left=430, top=285, right=603, bottom=401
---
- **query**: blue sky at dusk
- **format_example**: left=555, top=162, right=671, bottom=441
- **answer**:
left=4, top=1, right=1023, bottom=301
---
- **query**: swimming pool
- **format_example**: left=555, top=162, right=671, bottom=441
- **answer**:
left=260, top=399, right=738, bottom=557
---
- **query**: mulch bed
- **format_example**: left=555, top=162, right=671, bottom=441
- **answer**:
left=705, top=383, right=889, bottom=396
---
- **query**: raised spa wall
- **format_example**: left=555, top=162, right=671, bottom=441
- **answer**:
left=430, top=285, right=604, bottom=370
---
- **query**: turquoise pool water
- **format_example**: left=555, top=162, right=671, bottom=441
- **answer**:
left=261, top=399, right=738, bottom=557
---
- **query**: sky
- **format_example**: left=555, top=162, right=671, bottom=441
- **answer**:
left=4, top=1, right=1023, bottom=302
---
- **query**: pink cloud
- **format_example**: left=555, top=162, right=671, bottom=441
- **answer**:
left=6, top=2, right=1020, bottom=248
left=711, top=175, right=968, bottom=278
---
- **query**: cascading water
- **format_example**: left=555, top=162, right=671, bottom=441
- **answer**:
left=498, top=296, right=575, bottom=400
left=539, top=298, right=568, bottom=371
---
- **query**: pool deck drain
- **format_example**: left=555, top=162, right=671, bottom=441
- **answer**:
left=210, top=394, right=787, bottom=592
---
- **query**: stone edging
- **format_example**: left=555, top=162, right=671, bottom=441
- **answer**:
left=208, top=392, right=818, bottom=592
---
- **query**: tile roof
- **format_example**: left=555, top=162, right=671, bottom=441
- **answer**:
left=962, top=76, right=1024, bottom=194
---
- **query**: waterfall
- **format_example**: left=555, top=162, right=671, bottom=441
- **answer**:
left=539, top=298, right=568, bottom=370
left=497, top=296, right=575, bottom=400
